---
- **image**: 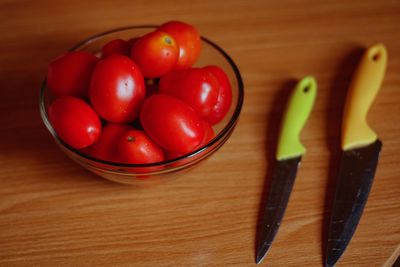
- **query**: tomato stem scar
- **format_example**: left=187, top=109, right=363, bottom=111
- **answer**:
left=164, top=37, right=172, bottom=45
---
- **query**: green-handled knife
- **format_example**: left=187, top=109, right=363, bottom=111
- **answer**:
left=256, top=76, right=317, bottom=264
left=326, top=43, right=388, bottom=267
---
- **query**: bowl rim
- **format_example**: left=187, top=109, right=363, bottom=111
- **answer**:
left=39, top=25, right=244, bottom=168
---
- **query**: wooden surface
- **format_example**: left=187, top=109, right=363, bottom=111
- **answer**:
left=1, top=0, right=399, bottom=266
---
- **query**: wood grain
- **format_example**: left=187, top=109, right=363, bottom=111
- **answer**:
left=1, top=0, right=399, bottom=266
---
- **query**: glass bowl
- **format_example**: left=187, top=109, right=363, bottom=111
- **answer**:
left=39, top=25, right=244, bottom=185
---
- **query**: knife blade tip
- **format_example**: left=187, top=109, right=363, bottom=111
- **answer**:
left=255, top=246, right=270, bottom=264
left=256, top=254, right=264, bottom=264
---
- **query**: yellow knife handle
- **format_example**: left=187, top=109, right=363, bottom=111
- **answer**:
left=276, top=76, right=317, bottom=160
left=342, top=43, right=388, bottom=151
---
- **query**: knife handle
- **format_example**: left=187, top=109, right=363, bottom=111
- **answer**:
left=342, top=43, right=387, bottom=151
left=276, top=76, right=317, bottom=160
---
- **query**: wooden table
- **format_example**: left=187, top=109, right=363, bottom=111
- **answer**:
left=1, top=0, right=399, bottom=266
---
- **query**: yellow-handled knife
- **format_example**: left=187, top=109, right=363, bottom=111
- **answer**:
left=326, top=43, right=388, bottom=267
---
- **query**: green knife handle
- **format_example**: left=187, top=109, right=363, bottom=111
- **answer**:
left=276, top=76, right=317, bottom=160
left=342, top=43, right=387, bottom=151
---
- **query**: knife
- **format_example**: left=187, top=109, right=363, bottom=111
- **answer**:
left=325, top=43, right=387, bottom=267
left=256, top=76, right=317, bottom=264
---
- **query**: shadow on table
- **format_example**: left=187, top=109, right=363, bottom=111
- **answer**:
left=255, top=78, right=297, bottom=262
left=321, top=46, right=365, bottom=264
left=0, top=74, right=111, bottom=187
left=0, top=33, right=101, bottom=180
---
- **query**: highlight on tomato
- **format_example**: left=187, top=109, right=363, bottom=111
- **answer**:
left=89, top=54, right=145, bottom=123
left=165, top=119, right=215, bottom=160
left=159, top=67, right=220, bottom=118
left=48, top=96, right=101, bottom=149
left=140, top=94, right=205, bottom=155
left=202, top=65, right=233, bottom=125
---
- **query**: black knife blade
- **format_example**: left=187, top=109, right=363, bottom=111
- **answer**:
left=256, top=156, right=301, bottom=264
left=326, top=140, right=382, bottom=267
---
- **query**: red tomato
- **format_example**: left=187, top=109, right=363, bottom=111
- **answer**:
left=118, top=129, right=165, bottom=164
left=202, top=65, right=233, bottom=125
left=89, top=55, right=145, bottom=123
left=127, top=37, right=139, bottom=49
left=165, top=150, right=181, bottom=161
left=88, top=123, right=133, bottom=162
left=140, top=94, right=205, bottom=154
left=201, top=119, right=215, bottom=146
left=47, top=51, right=99, bottom=98
left=159, top=68, right=219, bottom=118
left=101, top=39, right=130, bottom=58
left=158, top=21, right=202, bottom=70
left=145, top=79, right=159, bottom=99
left=130, top=30, right=179, bottom=78
left=165, top=119, right=214, bottom=160
left=48, top=96, right=101, bottom=149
